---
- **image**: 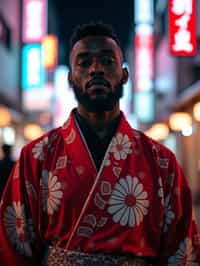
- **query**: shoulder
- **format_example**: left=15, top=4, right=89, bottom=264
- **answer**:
left=121, top=113, right=174, bottom=159
left=21, top=127, right=62, bottom=158
left=132, top=128, right=175, bottom=161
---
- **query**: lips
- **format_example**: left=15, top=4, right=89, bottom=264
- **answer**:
left=86, top=79, right=110, bottom=89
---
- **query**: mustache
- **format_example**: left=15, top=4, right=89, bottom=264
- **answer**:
left=86, top=78, right=111, bottom=89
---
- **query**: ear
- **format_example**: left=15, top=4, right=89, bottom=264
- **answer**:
left=122, top=67, right=129, bottom=84
left=68, top=71, right=73, bottom=87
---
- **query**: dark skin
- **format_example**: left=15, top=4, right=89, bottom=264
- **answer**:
left=68, top=35, right=129, bottom=131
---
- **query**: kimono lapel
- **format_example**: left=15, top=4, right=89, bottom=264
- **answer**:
left=62, top=111, right=134, bottom=181
left=99, top=112, right=134, bottom=181
left=61, top=111, right=97, bottom=178
left=61, top=111, right=135, bottom=250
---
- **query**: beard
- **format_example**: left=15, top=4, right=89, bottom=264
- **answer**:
left=71, top=80, right=124, bottom=112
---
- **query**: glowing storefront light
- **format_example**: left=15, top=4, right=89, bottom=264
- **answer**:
left=145, top=123, right=169, bottom=141
left=24, top=123, right=44, bottom=141
left=182, top=125, right=193, bottom=136
left=169, top=112, right=192, bottom=131
left=0, top=106, right=11, bottom=127
left=3, top=127, right=15, bottom=145
left=193, top=102, right=200, bottom=121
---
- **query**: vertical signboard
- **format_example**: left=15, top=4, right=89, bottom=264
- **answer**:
left=169, top=0, right=197, bottom=56
left=22, top=0, right=47, bottom=43
left=134, top=27, right=154, bottom=92
left=134, top=0, right=154, bottom=123
left=22, top=0, right=49, bottom=111
left=42, top=35, right=58, bottom=70
left=22, top=44, right=44, bottom=90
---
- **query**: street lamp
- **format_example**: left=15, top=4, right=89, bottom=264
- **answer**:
left=169, top=112, right=192, bottom=131
left=0, top=106, right=11, bottom=127
left=193, top=102, right=200, bottom=121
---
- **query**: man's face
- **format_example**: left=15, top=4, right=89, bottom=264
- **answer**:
left=69, top=36, right=128, bottom=112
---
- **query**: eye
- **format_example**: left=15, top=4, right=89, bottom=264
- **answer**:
left=101, top=56, right=115, bottom=66
left=77, top=58, right=91, bottom=68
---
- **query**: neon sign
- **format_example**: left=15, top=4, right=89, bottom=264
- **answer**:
left=42, top=35, right=58, bottom=70
left=22, top=44, right=44, bottom=89
left=135, top=27, right=154, bottom=92
left=169, top=0, right=197, bottom=56
left=22, top=0, right=47, bottom=43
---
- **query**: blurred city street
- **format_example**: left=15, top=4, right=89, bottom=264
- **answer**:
left=0, top=0, right=200, bottom=229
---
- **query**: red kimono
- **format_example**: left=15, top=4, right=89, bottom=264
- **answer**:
left=0, top=111, right=199, bottom=265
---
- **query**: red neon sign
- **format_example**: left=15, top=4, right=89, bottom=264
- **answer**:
left=23, top=0, right=47, bottom=43
left=169, top=0, right=197, bottom=56
left=134, top=32, right=154, bottom=92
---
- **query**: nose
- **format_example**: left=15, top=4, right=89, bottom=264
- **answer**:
left=89, top=58, right=104, bottom=77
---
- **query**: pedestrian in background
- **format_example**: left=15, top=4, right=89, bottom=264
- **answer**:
left=0, top=144, right=15, bottom=198
left=0, top=22, right=199, bottom=265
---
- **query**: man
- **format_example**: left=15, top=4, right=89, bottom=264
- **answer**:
left=0, top=22, right=199, bottom=266
left=0, top=144, right=15, bottom=198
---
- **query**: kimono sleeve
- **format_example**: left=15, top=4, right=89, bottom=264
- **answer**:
left=0, top=146, right=44, bottom=266
left=156, top=153, right=200, bottom=265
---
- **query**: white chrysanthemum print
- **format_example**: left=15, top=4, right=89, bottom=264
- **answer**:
left=158, top=177, right=164, bottom=206
left=41, top=170, right=63, bottom=215
left=108, top=176, right=149, bottom=227
left=163, top=195, right=175, bottom=233
left=110, top=133, right=132, bottom=160
left=168, top=237, right=198, bottom=265
left=3, top=202, right=33, bottom=257
left=32, top=136, right=48, bottom=160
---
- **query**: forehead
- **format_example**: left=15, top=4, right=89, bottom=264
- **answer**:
left=70, top=36, right=122, bottom=62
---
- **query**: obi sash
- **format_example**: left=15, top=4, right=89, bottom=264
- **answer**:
left=46, top=246, right=150, bottom=266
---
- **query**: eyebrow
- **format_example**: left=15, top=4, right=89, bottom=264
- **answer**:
left=76, top=49, right=117, bottom=59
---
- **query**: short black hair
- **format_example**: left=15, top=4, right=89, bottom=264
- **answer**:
left=69, top=22, right=121, bottom=51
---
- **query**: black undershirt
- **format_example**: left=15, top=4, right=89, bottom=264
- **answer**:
left=73, top=109, right=121, bottom=171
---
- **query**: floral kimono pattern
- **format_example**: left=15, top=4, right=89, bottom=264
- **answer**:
left=0, top=111, right=199, bottom=266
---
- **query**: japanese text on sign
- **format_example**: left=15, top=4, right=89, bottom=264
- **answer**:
left=169, top=0, right=197, bottom=56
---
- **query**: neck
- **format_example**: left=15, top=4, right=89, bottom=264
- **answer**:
left=77, top=103, right=120, bottom=130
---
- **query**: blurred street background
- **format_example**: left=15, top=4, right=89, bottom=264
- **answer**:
left=0, top=0, right=200, bottom=227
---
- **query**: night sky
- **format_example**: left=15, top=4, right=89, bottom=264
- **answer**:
left=52, top=0, right=134, bottom=65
